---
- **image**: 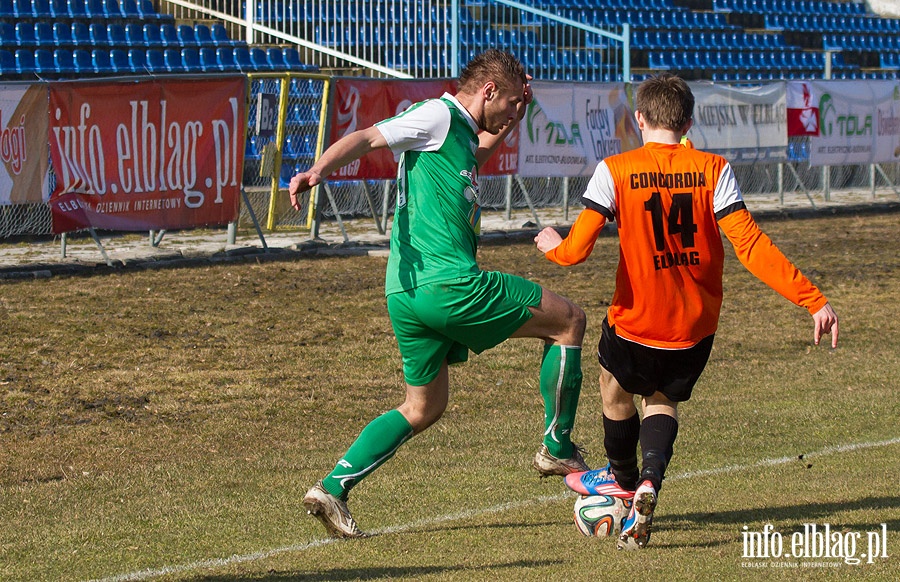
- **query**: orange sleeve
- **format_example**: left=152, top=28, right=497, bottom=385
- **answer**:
left=718, top=209, right=828, bottom=314
left=546, top=208, right=607, bottom=266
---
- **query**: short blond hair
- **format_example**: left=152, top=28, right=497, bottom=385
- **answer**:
left=458, top=49, right=526, bottom=94
left=635, top=73, right=694, bottom=132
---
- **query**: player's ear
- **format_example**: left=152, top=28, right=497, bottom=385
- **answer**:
left=483, top=81, right=497, bottom=101
left=683, top=118, right=693, bottom=133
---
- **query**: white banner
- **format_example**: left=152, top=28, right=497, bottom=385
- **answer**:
left=686, top=82, right=788, bottom=165
left=518, top=82, right=641, bottom=177
left=809, top=79, right=900, bottom=166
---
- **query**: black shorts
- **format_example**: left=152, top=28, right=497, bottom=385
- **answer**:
left=597, top=317, right=714, bottom=403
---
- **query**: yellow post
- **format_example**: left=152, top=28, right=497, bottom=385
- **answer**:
left=307, top=76, right=331, bottom=229
left=266, top=74, right=291, bottom=231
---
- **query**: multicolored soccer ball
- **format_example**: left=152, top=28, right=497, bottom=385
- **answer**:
left=573, top=494, right=632, bottom=537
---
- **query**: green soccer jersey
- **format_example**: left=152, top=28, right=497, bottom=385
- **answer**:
left=377, top=94, right=483, bottom=295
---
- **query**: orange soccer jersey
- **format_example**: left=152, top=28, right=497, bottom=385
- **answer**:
left=547, top=142, right=827, bottom=349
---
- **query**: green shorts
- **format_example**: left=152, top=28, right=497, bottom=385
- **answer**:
left=386, top=271, right=543, bottom=386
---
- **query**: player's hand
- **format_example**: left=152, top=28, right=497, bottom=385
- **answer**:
left=812, top=302, right=839, bottom=348
left=517, top=74, right=533, bottom=122
left=534, top=227, right=563, bottom=253
left=289, top=170, right=324, bottom=210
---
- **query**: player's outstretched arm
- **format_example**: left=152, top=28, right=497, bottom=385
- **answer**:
left=289, top=126, right=388, bottom=210
left=812, top=302, right=839, bottom=348
left=536, top=208, right=607, bottom=266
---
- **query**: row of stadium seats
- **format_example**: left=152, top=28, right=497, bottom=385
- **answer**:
left=0, top=21, right=242, bottom=49
left=530, top=0, right=677, bottom=10
left=765, top=13, right=900, bottom=33
left=632, top=30, right=790, bottom=50
left=648, top=49, right=847, bottom=71
left=535, top=7, right=739, bottom=31
left=822, top=32, right=900, bottom=53
left=712, top=0, right=866, bottom=15
left=0, top=0, right=166, bottom=21
left=0, top=46, right=317, bottom=76
left=253, top=2, right=475, bottom=25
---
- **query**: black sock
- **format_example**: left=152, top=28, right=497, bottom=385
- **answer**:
left=639, top=413, right=679, bottom=492
left=603, top=413, right=640, bottom=490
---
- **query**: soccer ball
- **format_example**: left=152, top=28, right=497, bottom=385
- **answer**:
left=573, top=494, right=632, bottom=537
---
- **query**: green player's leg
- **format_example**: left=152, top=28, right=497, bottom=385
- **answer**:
left=321, top=409, right=414, bottom=499
left=539, top=343, right=583, bottom=458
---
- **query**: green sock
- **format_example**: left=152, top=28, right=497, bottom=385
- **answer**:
left=321, top=409, right=413, bottom=499
left=539, top=344, right=583, bottom=459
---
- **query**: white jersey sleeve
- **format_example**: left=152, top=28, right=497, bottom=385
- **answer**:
left=581, top=161, right=617, bottom=220
left=375, top=99, right=451, bottom=160
left=712, top=162, right=744, bottom=215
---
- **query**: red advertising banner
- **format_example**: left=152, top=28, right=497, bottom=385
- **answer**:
left=1, top=84, right=49, bottom=205
left=48, top=77, right=246, bottom=234
left=329, top=78, right=518, bottom=180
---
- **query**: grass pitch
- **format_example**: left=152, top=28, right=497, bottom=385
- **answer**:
left=1, top=211, right=898, bottom=581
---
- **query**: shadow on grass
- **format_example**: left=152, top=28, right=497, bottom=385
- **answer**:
left=188, top=558, right=564, bottom=581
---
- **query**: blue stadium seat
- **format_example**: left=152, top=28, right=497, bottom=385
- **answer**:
left=233, top=46, right=252, bottom=71
left=52, top=22, right=73, bottom=47
left=15, top=22, right=39, bottom=47
left=107, top=47, right=128, bottom=72
left=71, top=22, right=90, bottom=46
left=137, top=0, right=163, bottom=19
left=73, top=48, right=93, bottom=73
left=33, top=0, right=53, bottom=17
left=0, top=49, right=15, bottom=75
left=89, top=23, right=109, bottom=47
left=107, top=23, right=127, bottom=48
left=265, top=46, right=286, bottom=70
left=143, top=23, right=163, bottom=47
left=84, top=0, right=106, bottom=18
left=37, top=23, right=55, bottom=47
left=163, top=48, right=182, bottom=72
left=12, top=0, right=30, bottom=17
left=177, top=47, right=199, bottom=71
left=91, top=48, right=112, bottom=73
left=119, top=0, right=138, bottom=18
left=34, top=48, right=57, bottom=75
left=15, top=49, right=35, bottom=74
left=0, top=0, right=13, bottom=17
left=198, top=46, right=218, bottom=71
left=0, top=23, right=15, bottom=48
left=146, top=48, right=166, bottom=72
left=124, top=23, right=143, bottom=46
left=54, top=48, right=76, bottom=74
left=210, top=23, right=237, bottom=47
left=216, top=47, right=237, bottom=71
left=194, top=24, right=214, bottom=47
left=249, top=47, right=271, bottom=71
left=176, top=24, right=197, bottom=47
left=128, top=47, right=146, bottom=71
left=67, top=0, right=87, bottom=18
left=159, top=23, right=179, bottom=47
left=282, top=47, right=310, bottom=71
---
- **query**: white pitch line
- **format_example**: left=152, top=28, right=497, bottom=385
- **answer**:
left=91, top=436, right=900, bottom=582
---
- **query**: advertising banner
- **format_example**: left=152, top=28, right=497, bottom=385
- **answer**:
left=806, top=79, right=900, bottom=166
left=1, top=84, right=50, bottom=206
left=686, top=82, right=788, bottom=164
left=48, top=77, right=246, bottom=234
left=328, top=78, right=519, bottom=179
left=518, top=82, right=640, bottom=177
left=787, top=81, right=820, bottom=137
